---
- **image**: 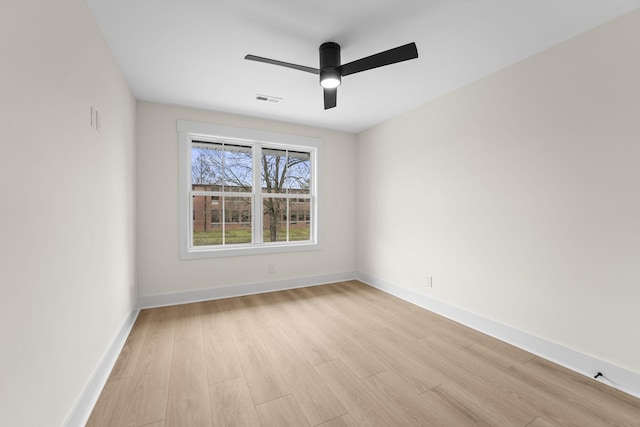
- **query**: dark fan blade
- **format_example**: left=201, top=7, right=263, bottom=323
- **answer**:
left=338, top=42, right=418, bottom=76
left=324, top=88, right=337, bottom=110
left=244, top=54, right=319, bottom=74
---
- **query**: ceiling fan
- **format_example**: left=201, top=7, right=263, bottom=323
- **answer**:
left=245, top=42, right=418, bottom=110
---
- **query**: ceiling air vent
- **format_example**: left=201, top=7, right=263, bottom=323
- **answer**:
left=256, top=94, right=282, bottom=104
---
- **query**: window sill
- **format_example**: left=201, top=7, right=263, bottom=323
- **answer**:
left=179, top=241, right=321, bottom=260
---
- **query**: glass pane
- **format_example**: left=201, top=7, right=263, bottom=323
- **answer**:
left=192, top=144, right=223, bottom=188
left=192, top=195, right=222, bottom=246
left=192, top=195, right=251, bottom=246
left=223, top=144, right=252, bottom=190
left=192, top=142, right=252, bottom=191
left=290, top=198, right=311, bottom=241
left=263, top=197, right=286, bottom=242
left=262, top=148, right=287, bottom=194
left=262, top=197, right=310, bottom=242
left=285, top=150, right=311, bottom=195
left=223, top=197, right=252, bottom=244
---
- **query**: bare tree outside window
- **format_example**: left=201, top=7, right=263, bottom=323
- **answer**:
left=191, top=152, right=218, bottom=185
left=191, top=143, right=252, bottom=245
left=262, top=148, right=311, bottom=241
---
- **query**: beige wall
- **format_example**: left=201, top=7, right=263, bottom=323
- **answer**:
left=0, top=0, right=136, bottom=425
left=357, top=10, right=640, bottom=373
left=136, top=102, right=357, bottom=297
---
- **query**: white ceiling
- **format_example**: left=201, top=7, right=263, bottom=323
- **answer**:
left=87, top=0, right=639, bottom=133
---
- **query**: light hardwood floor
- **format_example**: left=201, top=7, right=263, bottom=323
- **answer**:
left=87, top=280, right=640, bottom=426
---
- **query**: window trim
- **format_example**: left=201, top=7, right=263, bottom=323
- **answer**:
left=178, top=120, right=322, bottom=259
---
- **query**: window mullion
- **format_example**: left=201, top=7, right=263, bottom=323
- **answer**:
left=285, top=150, right=289, bottom=242
left=221, top=196, right=226, bottom=245
left=253, top=144, right=263, bottom=244
left=189, top=191, right=195, bottom=250
left=286, top=198, right=290, bottom=242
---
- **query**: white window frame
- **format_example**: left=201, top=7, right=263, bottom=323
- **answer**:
left=178, top=120, right=322, bottom=259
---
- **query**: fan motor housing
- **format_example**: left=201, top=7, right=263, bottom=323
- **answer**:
left=319, top=42, right=341, bottom=87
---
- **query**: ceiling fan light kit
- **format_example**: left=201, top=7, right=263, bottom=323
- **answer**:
left=319, top=73, right=341, bottom=89
left=245, top=41, right=418, bottom=110
left=319, top=42, right=342, bottom=89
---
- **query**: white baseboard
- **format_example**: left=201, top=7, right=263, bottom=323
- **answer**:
left=63, top=308, right=140, bottom=427
left=357, top=272, right=640, bottom=400
left=137, top=271, right=357, bottom=309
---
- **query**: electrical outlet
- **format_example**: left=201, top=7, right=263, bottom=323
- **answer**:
left=268, top=264, right=276, bottom=274
left=426, top=276, right=433, bottom=288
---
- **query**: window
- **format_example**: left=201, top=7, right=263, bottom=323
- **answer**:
left=178, top=121, right=322, bottom=259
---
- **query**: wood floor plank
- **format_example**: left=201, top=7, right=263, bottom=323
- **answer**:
left=255, top=395, right=310, bottom=427
left=86, top=377, right=132, bottom=426
left=165, top=336, right=212, bottom=426
left=421, top=384, right=499, bottom=426
left=147, top=305, right=180, bottom=334
left=238, top=293, right=279, bottom=330
left=428, top=381, right=533, bottom=426
left=523, top=356, right=640, bottom=424
left=362, top=370, right=454, bottom=426
left=219, top=295, right=251, bottom=324
left=268, top=290, right=341, bottom=354
left=316, top=284, right=392, bottom=334
left=292, top=286, right=345, bottom=318
left=349, top=282, right=480, bottom=347
left=210, top=377, right=261, bottom=427
left=418, top=335, right=608, bottom=427
left=112, top=327, right=175, bottom=426
left=259, top=325, right=347, bottom=425
left=325, top=282, right=431, bottom=340
left=229, top=318, right=290, bottom=405
left=474, top=333, right=536, bottom=364
left=383, top=331, right=543, bottom=423
left=356, top=328, right=445, bottom=393
left=265, top=290, right=340, bottom=366
left=199, top=300, right=244, bottom=385
left=315, top=360, right=401, bottom=427
left=174, top=302, right=202, bottom=340
left=313, top=317, right=386, bottom=379
left=203, top=330, right=243, bottom=385
left=526, top=417, right=556, bottom=427
left=464, top=342, right=530, bottom=370
left=198, top=299, right=226, bottom=331
left=256, top=290, right=299, bottom=324
left=509, top=355, right=640, bottom=426
left=316, top=414, right=360, bottom=427
left=336, top=281, right=441, bottom=333
left=109, top=310, right=152, bottom=380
